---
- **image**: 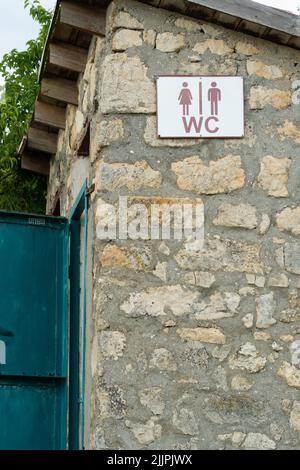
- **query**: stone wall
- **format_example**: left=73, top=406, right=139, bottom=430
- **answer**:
left=47, top=0, right=300, bottom=450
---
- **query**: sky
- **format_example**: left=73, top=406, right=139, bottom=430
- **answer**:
left=0, top=0, right=56, bottom=61
left=254, top=0, right=299, bottom=12
left=0, top=0, right=299, bottom=86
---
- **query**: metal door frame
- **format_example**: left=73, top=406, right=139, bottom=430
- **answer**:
left=69, top=181, right=89, bottom=450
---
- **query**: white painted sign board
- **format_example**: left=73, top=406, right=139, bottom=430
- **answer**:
left=157, top=76, right=244, bottom=138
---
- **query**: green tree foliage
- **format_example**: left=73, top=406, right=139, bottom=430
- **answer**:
left=0, top=0, right=52, bottom=213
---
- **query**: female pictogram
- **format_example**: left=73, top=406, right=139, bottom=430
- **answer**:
left=208, top=81, right=221, bottom=116
left=178, top=82, right=193, bottom=116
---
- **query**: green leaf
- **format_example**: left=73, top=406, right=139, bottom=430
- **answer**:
left=0, top=0, right=52, bottom=213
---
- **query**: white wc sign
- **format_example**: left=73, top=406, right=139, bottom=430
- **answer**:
left=157, top=76, right=244, bottom=138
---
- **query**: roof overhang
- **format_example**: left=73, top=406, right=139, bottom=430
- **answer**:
left=19, top=0, right=300, bottom=176
left=164, top=0, right=300, bottom=49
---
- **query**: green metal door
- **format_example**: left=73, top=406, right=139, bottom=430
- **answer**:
left=0, top=211, right=68, bottom=450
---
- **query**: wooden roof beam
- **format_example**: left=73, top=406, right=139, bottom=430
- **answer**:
left=40, top=77, right=78, bottom=105
left=187, top=0, right=299, bottom=37
left=49, top=42, right=88, bottom=73
left=27, top=128, right=58, bottom=154
left=60, top=0, right=106, bottom=36
left=21, top=150, right=50, bottom=176
left=34, top=100, right=66, bottom=130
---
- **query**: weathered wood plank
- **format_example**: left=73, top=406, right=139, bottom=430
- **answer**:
left=159, top=0, right=186, bottom=13
left=41, top=77, right=78, bottom=105
left=27, top=128, right=58, bottom=154
left=287, top=36, right=300, bottom=49
left=49, top=42, right=88, bottom=73
left=34, top=100, right=66, bottom=130
left=187, top=0, right=299, bottom=36
left=60, top=0, right=106, bottom=36
left=21, top=151, right=50, bottom=176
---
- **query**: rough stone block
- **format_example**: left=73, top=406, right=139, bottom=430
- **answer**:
left=120, top=285, right=198, bottom=317
left=100, top=244, right=152, bottom=271
left=156, top=32, right=185, bottom=52
left=277, top=206, right=300, bottom=235
left=284, top=242, right=300, bottom=274
left=171, top=155, right=245, bottom=195
left=235, top=41, right=259, bottom=55
left=256, top=293, right=276, bottom=329
left=112, top=29, right=143, bottom=51
left=111, top=10, right=143, bottom=31
left=278, top=362, right=300, bottom=389
left=193, top=39, right=233, bottom=55
left=247, top=60, right=283, bottom=79
left=100, top=54, right=155, bottom=113
left=258, top=156, right=290, bottom=197
left=213, top=203, right=258, bottom=229
left=175, top=237, right=263, bottom=274
left=278, top=121, right=300, bottom=144
left=95, top=160, right=162, bottom=191
left=249, top=86, right=291, bottom=110
left=176, top=327, right=226, bottom=344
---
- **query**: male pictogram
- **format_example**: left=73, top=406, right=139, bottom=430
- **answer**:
left=208, top=81, right=221, bottom=116
left=178, top=82, right=193, bottom=116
